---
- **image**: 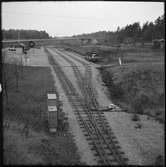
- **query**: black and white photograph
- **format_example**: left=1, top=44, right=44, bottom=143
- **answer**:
left=2, top=1, right=165, bottom=166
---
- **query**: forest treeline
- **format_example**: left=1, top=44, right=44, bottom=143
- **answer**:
left=2, top=14, right=164, bottom=43
left=73, top=14, right=165, bottom=44
left=2, top=29, right=50, bottom=40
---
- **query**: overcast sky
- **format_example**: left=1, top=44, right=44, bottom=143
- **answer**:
left=2, top=1, right=164, bottom=37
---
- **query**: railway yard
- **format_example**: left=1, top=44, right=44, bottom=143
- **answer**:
left=3, top=46, right=164, bottom=165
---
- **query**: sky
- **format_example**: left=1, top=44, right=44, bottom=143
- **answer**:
left=2, top=1, right=164, bottom=37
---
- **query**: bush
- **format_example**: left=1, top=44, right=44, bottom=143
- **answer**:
left=131, top=113, right=140, bottom=121
left=132, top=99, right=144, bottom=115
left=154, top=155, right=164, bottom=166
left=99, top=68, right=124, bottom=100
left=131, top=93, right=150, bottom=115
left=96, top=49, right=164, bottom=123
left=3, top=65, right=55, bottom=132
left=135, top=123, right=142, bottom=129
left=155, top=110, right=161, bottom=116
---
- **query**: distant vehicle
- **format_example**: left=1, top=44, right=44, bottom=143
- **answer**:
left=8, top=47, right=16, bottom=51
left=29, top=41, right=35, bottom=48
left=85, top=52, right=101, bottom=62
left=18, top=43, right=30, bottom=53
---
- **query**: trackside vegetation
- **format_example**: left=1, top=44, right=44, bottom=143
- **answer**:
left=3, top=64, right=84, bottom=165
left=99, top=48, right=164, bottom=123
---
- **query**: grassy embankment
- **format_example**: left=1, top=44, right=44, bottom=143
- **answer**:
left=3, top=64, right=83, bottom=165
left=65, top=44, right=165, bottom=123
left=99, top=47, right=164, bottom=123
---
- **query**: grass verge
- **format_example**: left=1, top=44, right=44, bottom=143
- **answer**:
left=3, top=64, right=83, bottom=165
left=98, top=48, right=164, bottom=123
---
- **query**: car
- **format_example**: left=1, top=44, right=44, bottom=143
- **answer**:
left=9, top=47, right=16, bottom=51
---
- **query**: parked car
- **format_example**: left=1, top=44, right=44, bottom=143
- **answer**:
left=8, top=47, right=16, bottom=51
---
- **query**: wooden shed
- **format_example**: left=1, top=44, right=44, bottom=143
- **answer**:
left=152, top=39, right=165, bottom=49
left=47, top=93, right=58, bottom=133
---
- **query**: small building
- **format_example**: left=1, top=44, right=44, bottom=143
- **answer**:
left=47, top=93, right=58, bottom=133
left=152, top=39, right=165, bottom=49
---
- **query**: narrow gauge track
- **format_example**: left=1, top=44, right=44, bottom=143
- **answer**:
left=45, top=48, right=128, bottom=165
left=45, top=48, right=111, bottom=165
left=53, top=49, right=128, bottom=165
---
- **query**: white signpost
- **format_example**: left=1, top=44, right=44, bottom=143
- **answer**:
left=0, top=84, right=2, bottom=93
left=119, top=57, right=122, bottom=65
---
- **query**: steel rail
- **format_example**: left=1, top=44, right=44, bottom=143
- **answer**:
left=45, top=48, right=111, bottom=165
left=62, top=50, right=128, bottom=163
left=53, top=48, right=127, bottom=165
left=64, top=50, right=128, bottom=164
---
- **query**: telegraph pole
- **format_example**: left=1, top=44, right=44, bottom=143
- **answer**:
left=18, top=32, right=20, bottom=43
left=18, top=31, right=23, bottom=77
left=33, top=47, right=35, bottom=57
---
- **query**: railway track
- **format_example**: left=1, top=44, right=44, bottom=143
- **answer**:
left=45, top=48, right=128, bottom=165
left=54, top=49, right=129, bottom=165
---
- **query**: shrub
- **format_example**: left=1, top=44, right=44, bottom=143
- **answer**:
left=99, top=68, right=124, bottom=100
left=131, top=113, right=140, bottom=121
left=135, top=123, right=142, bottom=129
left=132, top=99, right=144, bottom=115
left=154, top=155, right=164, bottom=166
left=155, top=110, right=161, bottom=116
